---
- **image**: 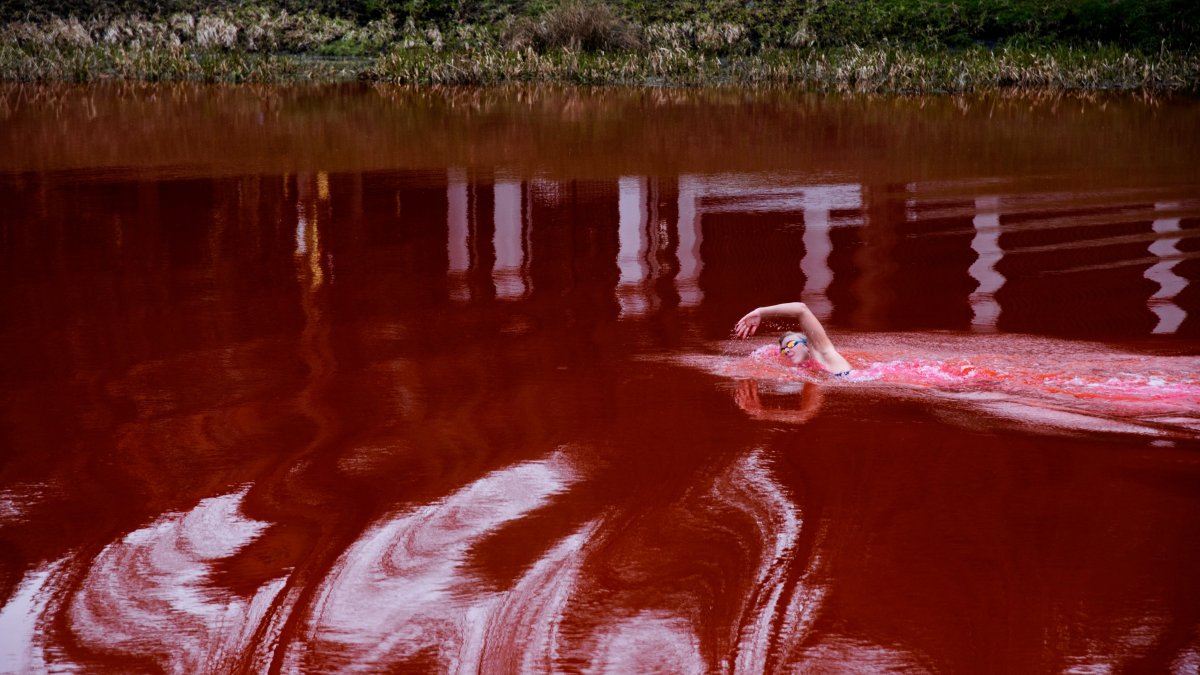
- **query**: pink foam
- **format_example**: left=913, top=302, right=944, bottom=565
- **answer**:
left=714, top=335, right=1200, bottom=423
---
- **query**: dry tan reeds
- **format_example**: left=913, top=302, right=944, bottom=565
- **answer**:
left=503, top=0, right=642, bottom=53
left=367, top=44, right=1199, bottom=92
left=0, top=10, right=398, bottom=55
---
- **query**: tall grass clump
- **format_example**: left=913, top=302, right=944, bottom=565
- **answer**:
left=503, top=0, right=642, bottom=52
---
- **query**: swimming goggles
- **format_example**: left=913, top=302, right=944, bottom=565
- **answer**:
left=781, top=337, right=808, bottom=351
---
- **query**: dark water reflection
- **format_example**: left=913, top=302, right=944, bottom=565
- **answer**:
left=1, top=84, right=1199, bottom=673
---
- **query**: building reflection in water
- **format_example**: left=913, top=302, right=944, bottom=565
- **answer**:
left=445, top=170, right=532, bottom=304
left=617, top=176, right=651, bottom=317
left=295, top=171, right=329, bottom=289
left=798, top=185, right=860, bottom=320
left=493, top=177, right=527, bottom=301
left=615, top=174, right=704, bottom=317
left=439, top=171, right=1195, bottom=337
left=969, top=195, right=1004, bottom=331
left=1147, top=202, right=1187, bottom=334
left=676, top=176, right=860, bottom=320
left=447, top=168, right=470, bottom=302
left=676, top=176, right=703, bottom=307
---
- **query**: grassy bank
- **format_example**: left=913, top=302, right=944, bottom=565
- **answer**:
left=1, top=4, right=1197, bottom=91
left=367, top=45, right=1198, bottom=91
left=4, top=0, right=1197, bottom=52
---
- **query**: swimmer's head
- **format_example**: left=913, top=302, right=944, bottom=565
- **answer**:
left=779, top=331, right=809, bottom=365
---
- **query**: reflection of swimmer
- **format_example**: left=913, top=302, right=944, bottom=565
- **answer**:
left=735, top=302, right=853, bottom=377
left=733, top=379, right=824, bottom=424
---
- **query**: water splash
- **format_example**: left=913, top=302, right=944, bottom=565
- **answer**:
left=699, top=333, right=1200, bottom=436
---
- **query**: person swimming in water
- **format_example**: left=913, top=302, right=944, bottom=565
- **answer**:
left=735, top=302, right=853, bottom=377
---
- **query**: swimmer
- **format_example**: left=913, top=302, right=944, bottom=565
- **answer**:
left=734, top=302, right=853, bottom=377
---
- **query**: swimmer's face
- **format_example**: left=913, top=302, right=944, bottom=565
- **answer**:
left=779, top=333, right=809, bottom=365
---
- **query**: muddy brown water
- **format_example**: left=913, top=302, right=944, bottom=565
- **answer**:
left=1, top=83, right=1199, bottom=673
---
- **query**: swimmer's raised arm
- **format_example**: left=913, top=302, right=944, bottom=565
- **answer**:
left=736, top=302, right=827, bottom=343
left=735, top=302, right=851, bottom=373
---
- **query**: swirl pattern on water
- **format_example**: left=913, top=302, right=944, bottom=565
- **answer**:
left=68, top=489, right=285, bottom=673
left=0, top=446, right=875, bottom=672
left=289, top=450, right=590, bottom=672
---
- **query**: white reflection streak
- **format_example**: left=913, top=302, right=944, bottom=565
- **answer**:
left=447, top=168, right=470, bottom=302
left=476, top=520, right=601, bottom=673
left=801, top=185, right=861, bottom=320
left=1171, top=644, right=1200, bottom=675
left=1063, top=615, right=1167, bottom=674
left=570, top=447, right=818, bottom=674
left=297, top=453, right=587, bottom=673
left=67, top=489, right=288, bottom=674
left=0, top=558, right=70, bottom=672
left=712, top=449, right=906, bottom=672
left=617, top=176, right=650, bottom=317
left=295, top=204, right=308, bottom=255
left=586, top=612, right=707, bottom=675
left=1146, top=202, right=1186, bottom=334
left=692, top=175, right=810, bottom=211
left=970, top=398, right=1167, bottom=436
left=726, top=449, right=814, bottom=675
left=677, top=176, right=703, bottom=306
left=493, top=179, right=526, bottom=300
left=969, top=196, right=1003, bottom=331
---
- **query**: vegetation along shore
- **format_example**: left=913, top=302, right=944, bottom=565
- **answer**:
left=1, top=0, right=1197, bottom=91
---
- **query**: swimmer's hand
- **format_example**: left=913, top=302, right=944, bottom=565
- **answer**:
left=735, top=308, right=762, bottom=338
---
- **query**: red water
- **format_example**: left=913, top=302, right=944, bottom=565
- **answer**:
left=2, top=84, right=1200, bottom=673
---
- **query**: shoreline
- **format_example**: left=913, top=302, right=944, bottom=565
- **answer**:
left=2, top=9, right=1196, bottom=93
left=2, top=44, right=1197, bottom=93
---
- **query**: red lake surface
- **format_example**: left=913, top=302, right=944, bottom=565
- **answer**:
left=1, top=83, right=1200, bottom=673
